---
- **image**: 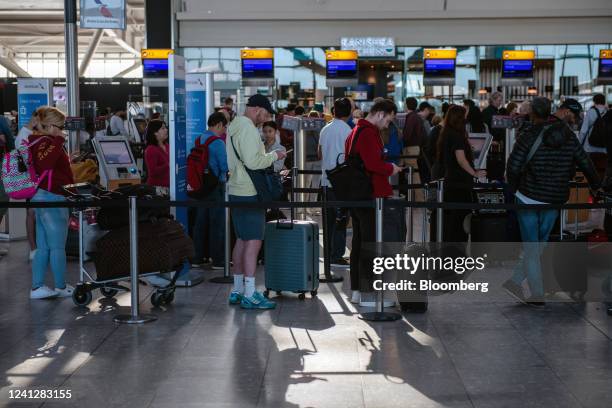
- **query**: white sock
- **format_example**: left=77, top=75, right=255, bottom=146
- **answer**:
left=244, top=277, right=256, bottom=298
left=233, top=274, right=244, bottom=294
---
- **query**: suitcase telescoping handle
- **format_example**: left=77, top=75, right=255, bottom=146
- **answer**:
left=275, top=167, right=297, bottom=230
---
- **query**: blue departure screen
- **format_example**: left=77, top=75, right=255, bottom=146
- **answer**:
left=598, top=58, right=612, bottom=78
left=143, top=59, right=169, bottom=78
left=502, top=60, right=534, bottom=79
left=242, top=59, right=274, bottom=78
left=327, top=60, right=358, bottom=79
left=424, top=59, right=456, bottom=77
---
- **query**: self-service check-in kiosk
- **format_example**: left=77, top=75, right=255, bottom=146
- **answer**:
left=92, top=137, right=141, bottom=190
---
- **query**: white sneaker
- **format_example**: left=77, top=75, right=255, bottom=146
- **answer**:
left=55, top=284, right=75, bottom=298
left=29, top=249, right=37, bottom=262
left=350, top=291, right=361, bottom=304
left=30, top=286, right=59, bottom=299
left=145, top=275, right=171, bottom=288
left=359, top=300, right=396, bottom=308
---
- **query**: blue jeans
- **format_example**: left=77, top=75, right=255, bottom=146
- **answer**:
left=511, top=198, right=558, bottom=298
left=31, top=189, right=70, bottom=289
left=193, top=186, right=225, bottom=265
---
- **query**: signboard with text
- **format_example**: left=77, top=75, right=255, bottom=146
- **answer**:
left=185, top=73, right=207, bottom=151
left=341, top=37, right=395, bottom=58
left=169, top=55, right=187, bottom=227
left=17, top=78, right=53, bottom=130
left=80, top=0, right=126, bottom=29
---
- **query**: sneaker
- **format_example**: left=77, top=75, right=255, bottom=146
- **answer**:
left=359, top=299, right=396, bottom=308
left=350, top=290, right=361, bottom=304
left=55, top=284, right=75, bottom=298
left=502, top=280, right=526, bottom=304
left=228, top=291, right=243, bottom=305
left=191, top=259, right=206, bottom=268
left=30, top=286, right=59, bottom=299
left=240, top=291, right=276, bottom=310
left=211, top=264, right=224, bottom=270
left=145, top=275, right=171, bottom=288
left=331, top=259, right=350, bottom=267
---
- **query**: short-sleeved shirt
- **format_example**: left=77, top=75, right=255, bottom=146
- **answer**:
left=443, top=129, right=473, bottom=184
left=318, top=119, right=352, bottom=187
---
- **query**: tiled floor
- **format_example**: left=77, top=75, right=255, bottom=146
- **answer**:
left=0, top=235, right=611, bottom=408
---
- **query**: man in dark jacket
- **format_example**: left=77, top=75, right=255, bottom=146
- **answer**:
left=503, top=97, right=600, bottom=306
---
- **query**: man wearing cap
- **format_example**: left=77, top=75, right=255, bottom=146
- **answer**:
left=226, top=94, right=287, bottom=310
left=553, top=98, right=583, bottom=128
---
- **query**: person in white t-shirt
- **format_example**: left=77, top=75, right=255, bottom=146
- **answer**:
left=318, top=97, right=353, bottom=267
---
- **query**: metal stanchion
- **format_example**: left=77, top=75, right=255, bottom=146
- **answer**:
left=406, top=167, right=414, bottom=243
left=210, top=182, right=233, bottom=284
left=560, top=208, right=566, bottom=241
left=360, top=198, right=401, bottom=322
left=320, top=186, right=343, bottom=283
left=436, top=180, right=444, bottom=243
left=114, top=196, right=157, bottom=324
left=78, top=210, right=85, bottom=282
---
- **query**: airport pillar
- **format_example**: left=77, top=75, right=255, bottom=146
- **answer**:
left=64, top=0, right=80, bottom=155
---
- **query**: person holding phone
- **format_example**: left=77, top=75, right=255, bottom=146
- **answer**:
left=262, top=121, right=286, bottom=173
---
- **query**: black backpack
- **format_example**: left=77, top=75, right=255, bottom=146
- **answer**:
left=326, top=127, right=372, bottom=201
left=587, top=107, right=611, bottom=148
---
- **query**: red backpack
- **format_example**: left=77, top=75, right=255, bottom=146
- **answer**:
left=186, top=135, right=222, bottom=198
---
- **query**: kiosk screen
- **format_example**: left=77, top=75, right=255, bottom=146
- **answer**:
left=100, top=141, right=133, bottom=165
left=242, top=59, right=274, bottom=79
left=424, top=59, right=455, bottom=78
left=143, top=59, right=169, bottom=78
left=327, top=60, right=358, bottom=79
left=598, top=58, right=612, bottom=79
left=502, top=60, right=534, bottom=79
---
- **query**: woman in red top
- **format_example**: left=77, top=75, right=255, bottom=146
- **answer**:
left=344, top=99, right=402, bottom=307
left=29, top=107, right=75, bottom=300
left=144, top=120, right=170, bottom=188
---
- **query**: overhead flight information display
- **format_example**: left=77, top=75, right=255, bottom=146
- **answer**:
left=241, top=49, right=274, bottom=82
left=326, top=50, right=358, bottom=86
left=141, top=49, right=174, bottom=84
left=598, top=49, right=612, bottom=84
left=423, top=49, right=457, bottom=85
left=501, top=50, right=535, bottom=85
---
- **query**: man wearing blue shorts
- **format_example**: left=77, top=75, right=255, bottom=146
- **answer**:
left=226, top=94, right=287, bottom=309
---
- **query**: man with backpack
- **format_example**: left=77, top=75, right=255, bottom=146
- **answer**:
left=579, top=94, right=609, bottom=179
left=191, top=112, right=229, bottom=269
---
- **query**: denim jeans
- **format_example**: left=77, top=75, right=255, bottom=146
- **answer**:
left=31, top=189, right=70, bottom=289
left=511, top=198, right=558, bottom=298
left=193, top=185, right=225, bottom=265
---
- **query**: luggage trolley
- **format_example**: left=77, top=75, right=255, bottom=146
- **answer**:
left=64, top=183, right=183, bottom=308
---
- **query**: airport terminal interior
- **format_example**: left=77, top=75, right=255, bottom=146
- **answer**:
left=0, top=0, right=612, bottom=407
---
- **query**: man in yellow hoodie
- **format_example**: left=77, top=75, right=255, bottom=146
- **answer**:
left=227, top=94, right=287, bottom=309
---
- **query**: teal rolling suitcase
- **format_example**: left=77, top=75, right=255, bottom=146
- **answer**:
left=263, top=219, right=320, bottom=299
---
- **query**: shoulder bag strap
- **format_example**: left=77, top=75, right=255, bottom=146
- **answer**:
left=229, top=134, right=247, bottom=169
left=521, top=125, right=550, bottom=173
left=337, top=126, right=365, bottom=166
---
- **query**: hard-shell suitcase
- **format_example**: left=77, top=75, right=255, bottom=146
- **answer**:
left=94, top=218, right=194, bottom=281
left=263, top=219, right=320, bottom=299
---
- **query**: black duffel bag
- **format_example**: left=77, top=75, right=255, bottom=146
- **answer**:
left=326, top=127, right=372, bottom=201
left=96, top=184, right=171, bottom=230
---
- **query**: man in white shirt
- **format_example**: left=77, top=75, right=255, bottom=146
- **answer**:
left=579, top=94, right=608, bottom=178
left=318, top=97, right=353, bottom=266
left=109, top=108, right=127, bottom=136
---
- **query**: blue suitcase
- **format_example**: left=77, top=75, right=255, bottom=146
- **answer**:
left=263, top=219, right=320, bottom=299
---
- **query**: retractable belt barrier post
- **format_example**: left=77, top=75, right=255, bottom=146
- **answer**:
left=406, top=167, right=414, bottom=243
left=78, top=209, right=85, bottom=282
left=436, top=180, right=444, bottom=243
left=210, top=182, right=233, bottom=284
left=359, top=198, right=401, bottom=322
left=113, top=196, right=157, bottom=324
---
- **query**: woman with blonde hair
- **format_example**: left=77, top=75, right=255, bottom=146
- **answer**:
left=29, top=107, right=75, bottom=299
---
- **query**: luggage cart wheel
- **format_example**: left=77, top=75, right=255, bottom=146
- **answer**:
left=298, top=293, right=306, bottom=300
left=72, top=288, right=92, bottom=307
left=151, top=292, right=164, bottom=307
left=100, top=287, right=118, bottom=298
left=263, top=290, right=270, bottom=298
left=310, top=290, right=318, bottom=298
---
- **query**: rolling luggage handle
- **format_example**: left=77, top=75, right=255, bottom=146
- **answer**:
left=274, top=167, right=298, bottom=230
